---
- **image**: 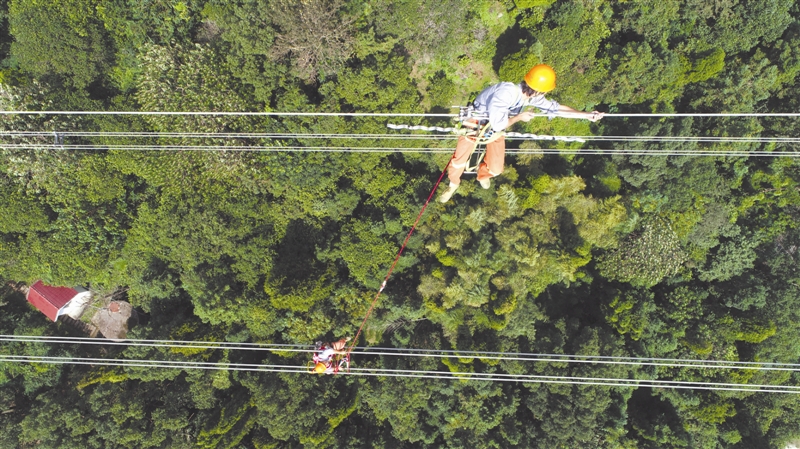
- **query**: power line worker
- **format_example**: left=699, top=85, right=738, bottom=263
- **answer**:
left=312, top=337, right=350, bottom=374
left=439, top=64, right=604, bottom=203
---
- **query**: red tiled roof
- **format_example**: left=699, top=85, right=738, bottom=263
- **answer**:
left=26, top=281, right=77, bottom=321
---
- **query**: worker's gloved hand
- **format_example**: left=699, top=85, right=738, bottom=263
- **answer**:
left=586, top=111, right=604, bottom=122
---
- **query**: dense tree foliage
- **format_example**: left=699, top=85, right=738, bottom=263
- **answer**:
left=3, top=1, right=800, bottom=447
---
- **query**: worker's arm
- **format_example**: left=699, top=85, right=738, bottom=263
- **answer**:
left=506, top=106, right=604, bottom=128
left=554, top=104, right=604, bottom=121
left=525, top=94, right=604, bottom=122
left=505, top=112, right=534, bottom=128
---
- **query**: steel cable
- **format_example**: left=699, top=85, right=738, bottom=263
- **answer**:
left=4, top=335, right=800, bottom=373
left=4, top=131, right=800, bottom=144
left=2, top=110, right=800, bottom=117
left=2, top=354, right=799, bottom=394
left=2, top=143, right=799, bottom=157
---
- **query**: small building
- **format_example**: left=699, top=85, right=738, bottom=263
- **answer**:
left=26, top=281, right=91, bottom=322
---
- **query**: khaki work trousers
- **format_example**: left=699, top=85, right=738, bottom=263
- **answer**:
left=447, top=135, right=505, bottom=185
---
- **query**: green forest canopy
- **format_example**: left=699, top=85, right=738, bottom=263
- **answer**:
left=2, top=0, right=800, bottom=447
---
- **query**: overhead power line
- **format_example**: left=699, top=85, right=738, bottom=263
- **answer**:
left=4, top=334, right=800, bottom=373
left=2, top=354, right=799, bottom=394
left=2, top=110, right=800, bottom=118
left=0, top=111, right=455, bottom=117
left=2, top=143, right=799, bottom=157
left=0, top=131, right=458, bottom=140
left=5, top=131, right=800, bottom=144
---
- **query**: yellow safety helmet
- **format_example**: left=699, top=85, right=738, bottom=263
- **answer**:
left=313, top=362, right=327, bottom=374
left=524, top=64, right=556, bottom=93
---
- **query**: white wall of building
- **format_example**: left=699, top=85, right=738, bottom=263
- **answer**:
left=60, top=290, right=92, bottom=320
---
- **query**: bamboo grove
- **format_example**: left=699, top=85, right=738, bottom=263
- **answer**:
left=2, top=1, right=800, bottom=448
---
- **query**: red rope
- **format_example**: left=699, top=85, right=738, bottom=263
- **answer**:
left=347, top=158, right=453, bottom=354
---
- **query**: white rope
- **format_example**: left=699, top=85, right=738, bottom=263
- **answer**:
left=386, top=124, right=800, bottom=144
left=4, top=131, right=800, bottom=144
left=3, top=354, right=799, bottom=394
left=0, top=130, right=586, bottom=143
left=0, top=144, right=454, bottom=152
left=0, top=131, right=456, bottom=140
left=386, top=123, right=586, bottom=142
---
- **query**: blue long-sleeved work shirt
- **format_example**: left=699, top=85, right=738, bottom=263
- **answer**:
left=472, top=82, right=560, bottom=132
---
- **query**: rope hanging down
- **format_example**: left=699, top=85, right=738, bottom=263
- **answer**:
left=347, top=124, right=478, bottom=354
left=347, top=159, right=452, bottom=354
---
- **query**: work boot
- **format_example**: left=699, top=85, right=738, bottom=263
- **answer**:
left=479, top=178, right=491, bottom=189
left=438, top=183, right=459, bottom=203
